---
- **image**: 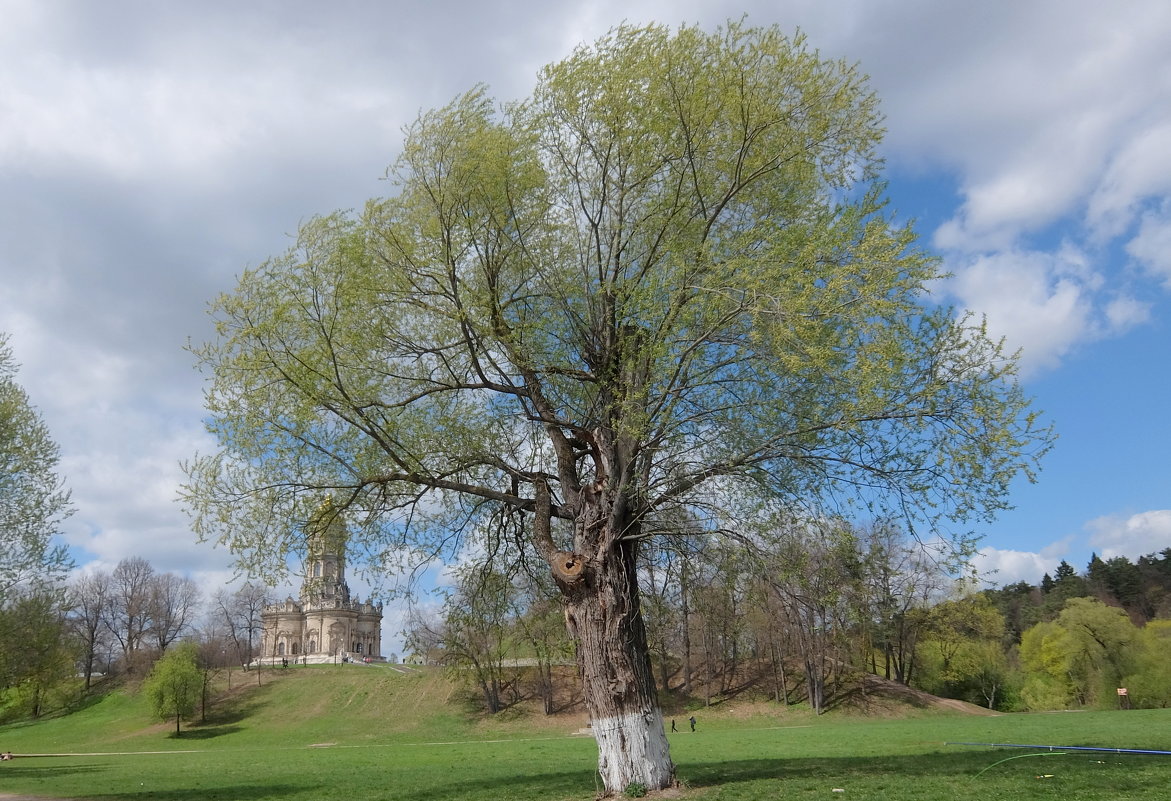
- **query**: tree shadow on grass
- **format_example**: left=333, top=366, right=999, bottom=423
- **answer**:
left=0, top=763, right=104, bottom=779
left=349, top=750, right=1075, bottom=801
left=397, top=766, right=598, bottom=801
left=82, top=783, right=318, bottom=801
left=169, top=725, right=244, bottom=740
left=674, top=749, right=1171, bottom=800
left=198, top=684, right=276, bottom=727
left=677, top=749, right=1063, bottom=789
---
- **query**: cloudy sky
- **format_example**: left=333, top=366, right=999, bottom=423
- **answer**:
left=2, top=0, right=1169, bottom=650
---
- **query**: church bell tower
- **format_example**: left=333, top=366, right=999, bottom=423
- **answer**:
left=301, top=497, right=351, bottom=608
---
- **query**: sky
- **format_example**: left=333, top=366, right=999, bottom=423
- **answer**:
left=2, top=0, right=1169, bottom=654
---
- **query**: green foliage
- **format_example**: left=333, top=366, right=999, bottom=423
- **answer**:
left=1058, top=597, right=1139, bottom=705
left=1122, top=620, right=1171, bottom=709
left=1018, top=597, right=1146, bottom=709
left=1019, top=619, right=1075, bottom=707
left=915, top=595, right=1023, bottom=710
left=0, top=587, right=79, bottom=720
left=623, top=781, right=648, bottom=797
left=0, top=334, right=73, bottom=603
left=982, top=550, right=1171, bottom=649
left=183, top=19, right=1050, bottom=593
left=0, top=339, right=78, bottom=717
left=983, top=581, right=1041, bottom=644
left=142, top=641, right=202, bottom=735
left=1041, top=560, right=1090, bottom=617
left=181, top=22, right=1053, bottom=793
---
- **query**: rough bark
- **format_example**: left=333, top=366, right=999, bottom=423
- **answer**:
left=559, top=537, right=676, bottom=795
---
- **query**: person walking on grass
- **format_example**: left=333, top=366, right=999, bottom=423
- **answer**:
left=689, top=716, right=697, bottom=732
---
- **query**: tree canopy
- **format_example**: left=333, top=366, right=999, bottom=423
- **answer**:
left=0, top=333, right=72, bottom=604
left=183, top=21, right=1052, bottom=794
left=185, top=20, right=1049, bottom=577
left=143, top=641, right=202, bottom=736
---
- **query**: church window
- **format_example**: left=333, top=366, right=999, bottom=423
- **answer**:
left=355, top=642, right=363, bottom=654
left=292, top=642, right=300, bottom=655
left=277, top=642, right=285, bottom=656
left=308, top=640, right=316, bottom=653
left=314, top=563, right=322, bottom=577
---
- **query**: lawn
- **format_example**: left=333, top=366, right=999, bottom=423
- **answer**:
left=2, top=667, right=1169, bottom=800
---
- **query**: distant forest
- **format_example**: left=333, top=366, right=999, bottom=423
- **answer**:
left=408, top=531, right=1171, bottom=716
left=4, top=540, right=1170, bottom=724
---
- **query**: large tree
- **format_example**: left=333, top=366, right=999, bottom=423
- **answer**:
left=0, top=334, right=72, bottom=603
left=69, top=570, right=112, bottom=689
left=147, top=573, right=202, bottom=653
left=183, top=22, right=1051, bottom=794
left=212, top=581, right=269, bottom=665
left=104, top=556, right=155, bottom=671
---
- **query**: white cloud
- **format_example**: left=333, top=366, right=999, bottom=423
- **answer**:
left=57, top=418, right=219, bottom=571
left=1087, top=122, right=1171, bottom=241
left=1103, top=295, right=1152, bottom=332
left=875, top=1, right=1171, bottom=253
left=973, top=546, right=1058, bottom=587
left=867, top=0, right=1171, bottom=380
left=1126, top=203, right=1171, bottom=286
left=933, top=133, right=1110, bottom=252
left=939, top=247, right=1146, bottom=376
left=1086, top=510, right=1171, bottom=559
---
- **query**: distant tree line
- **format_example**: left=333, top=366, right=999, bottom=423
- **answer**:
left=6, top=541, right=1169, bottom=725
left=0, top=556, right=271, bottom=723
left=409, top=527, right=1171, bottom=716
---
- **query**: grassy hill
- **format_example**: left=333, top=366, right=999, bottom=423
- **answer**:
left=4, top=664, right=1170, bottom=801
left=2, top=663, right=590, bottom=756
left=3, top=661, right=999, bottom=757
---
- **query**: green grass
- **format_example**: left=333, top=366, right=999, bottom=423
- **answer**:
left=2, top=666, right=1170, bottom=800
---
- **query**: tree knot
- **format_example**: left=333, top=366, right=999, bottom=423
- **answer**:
left=551, top=550, right=586, bottom=585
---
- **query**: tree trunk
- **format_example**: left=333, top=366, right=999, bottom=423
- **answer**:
left=560, top=539, right=675, bottom=795
left=680, top=566, right=692, bottom=696
left=779, top=650, right=789, bottom=705
left=540, top=660, right=555, bottom=715
left=657, top=642, right=670, bottom=694
left=729, top=636, right=739, bottom=692
left=983, top=682, right=997, bottom=710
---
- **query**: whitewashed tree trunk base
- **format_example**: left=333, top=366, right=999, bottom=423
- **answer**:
left=592, top=707, right=675, bottom=793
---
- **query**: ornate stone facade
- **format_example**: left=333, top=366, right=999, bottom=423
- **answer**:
left=258, top=505, right=383, bottom=664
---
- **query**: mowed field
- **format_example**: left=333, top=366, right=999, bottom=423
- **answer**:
left=2, top=665, right=1170, bottom=800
